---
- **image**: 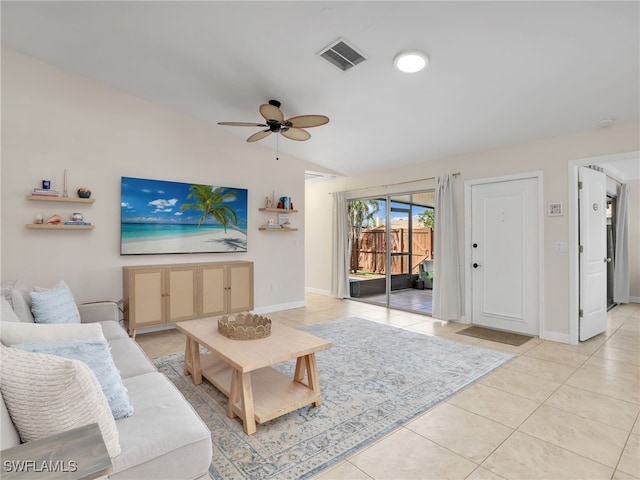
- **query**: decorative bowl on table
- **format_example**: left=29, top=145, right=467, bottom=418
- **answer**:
left=218, top=313, right=272, bottom=340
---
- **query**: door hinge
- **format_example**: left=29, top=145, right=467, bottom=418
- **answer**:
left=579, top=245, right=584, bottom=253
left=578, top=181, right=583, bottom=190
left=579, top=309, right=583, bottom=318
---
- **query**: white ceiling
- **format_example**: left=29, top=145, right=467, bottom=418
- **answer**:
left=2, top=1, right=639, bottom=178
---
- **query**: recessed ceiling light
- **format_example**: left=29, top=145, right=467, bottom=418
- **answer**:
left=393, top=50, right=429, bottom=73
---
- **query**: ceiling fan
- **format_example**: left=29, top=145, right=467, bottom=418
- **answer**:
left=218, top=100, right=329, bottom=142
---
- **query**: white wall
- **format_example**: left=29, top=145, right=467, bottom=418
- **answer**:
left=306, top=122, right=640, bottom=340
left=1, top=50, right=312, bottom=312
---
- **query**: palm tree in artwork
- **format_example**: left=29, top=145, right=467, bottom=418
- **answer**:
left=180, top=185, right=238, bottom=232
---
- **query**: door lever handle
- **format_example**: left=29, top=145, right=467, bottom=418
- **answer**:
left=473, top=263, right=481, bottom=268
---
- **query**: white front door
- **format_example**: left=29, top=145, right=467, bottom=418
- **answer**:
left=471, top=177, right=539, bottom=335
left=578, top=167, right=607, bottom=341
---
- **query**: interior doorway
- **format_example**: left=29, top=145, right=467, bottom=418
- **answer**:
left=568, top=150, right=638, bottom=345
left=347, top=191, right=435, bottom=315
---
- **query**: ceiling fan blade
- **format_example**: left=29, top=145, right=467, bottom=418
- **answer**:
left=259, top=103, right=284, bottom=122
left=281, top=128, right=311, bottom=141
left=286, top=115, right=330, bottom=128
left=218, top=122, right=267, bottom=127
left=247, top=130, right=272, bottom=142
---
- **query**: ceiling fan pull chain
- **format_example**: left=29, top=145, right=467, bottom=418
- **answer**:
left=276, top=132, right=279, bottom=161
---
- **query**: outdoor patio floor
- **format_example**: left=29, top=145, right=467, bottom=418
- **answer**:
left=352, top=288, right=433, bottom=316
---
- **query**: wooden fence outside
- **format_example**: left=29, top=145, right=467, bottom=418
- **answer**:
left=353, top=227, right=433, bottom=274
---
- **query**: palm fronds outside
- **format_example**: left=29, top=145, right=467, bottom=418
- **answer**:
left=348, top=199, right=380, bottom=273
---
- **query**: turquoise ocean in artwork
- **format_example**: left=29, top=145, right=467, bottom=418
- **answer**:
left=121, top=223, right=246, bottom=242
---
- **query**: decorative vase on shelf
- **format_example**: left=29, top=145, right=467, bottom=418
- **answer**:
left=77, top=188, right=91, bottom=198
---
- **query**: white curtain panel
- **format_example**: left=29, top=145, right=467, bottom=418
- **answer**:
left=614, top=183, right=630, bottom=303
left=331, top=191, right=350, bottom=298
left=432, top=175, right=463, bottom=320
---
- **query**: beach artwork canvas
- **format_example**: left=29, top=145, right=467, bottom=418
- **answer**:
left=120, top=177, right=248, bottom=255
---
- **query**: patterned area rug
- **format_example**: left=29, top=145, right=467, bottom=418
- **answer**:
left=153, top=317, right=513, bottom=480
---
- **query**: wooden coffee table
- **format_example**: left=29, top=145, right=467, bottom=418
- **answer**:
left=176, top=317, right=332, bottom=435
left=1, top=423, right=112, bottom=480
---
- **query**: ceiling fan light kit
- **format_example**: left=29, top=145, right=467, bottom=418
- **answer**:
left=393, top=50, right=430, bottom=73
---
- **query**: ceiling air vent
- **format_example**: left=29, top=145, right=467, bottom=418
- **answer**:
left=318, top=38, right=366, bottom=72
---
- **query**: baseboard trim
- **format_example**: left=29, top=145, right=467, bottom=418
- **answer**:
left=252, top=300, right=306, bottom=314
left=540, top=329, right=573, bottom=345
left=305, top=286, right=331, bottom=296
left=629, top=296, right=640, bottom=304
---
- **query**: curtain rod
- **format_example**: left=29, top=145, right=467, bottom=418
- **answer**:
left=328, top=172, right=460, bottom=195
left=607, top=173, right=624, bottom=186
left=587, top=164, right=625, bottom=186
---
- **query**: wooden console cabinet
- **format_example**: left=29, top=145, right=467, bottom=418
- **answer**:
left=123, top=261, right=253, bottom=338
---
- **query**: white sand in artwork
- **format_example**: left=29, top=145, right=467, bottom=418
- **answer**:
left=122, top=229, right=247, bottom=254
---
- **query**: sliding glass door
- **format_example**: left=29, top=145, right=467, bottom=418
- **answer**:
left=347, top=197, right=387, bottom=307
left=347, top=190, right=434, bottom=315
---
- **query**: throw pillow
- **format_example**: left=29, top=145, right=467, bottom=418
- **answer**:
left=0, top=322, right=104, bottom=346
left=1, top=298, right=21, bottom=323
left=30, top=285, right=81, bottom=324
left=13, top=339, right=134, bottom=419
left=1, top=280, right=35, bottom=323
left=0, top=345, right=121, bottom=457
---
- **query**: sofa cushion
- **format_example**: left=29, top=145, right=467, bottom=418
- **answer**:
left=0, top=345, right=121, bottom=458
left=30, top=284, right=81, bottom=324
left=0, top=322, right=104, bottom=346
left=110, top=372, right=211, bottom=480
left=98, top=320, right=130, bottom=341
left=13, top=339, right=134, bottom=420
left=108, top=338, right=157, bottom=379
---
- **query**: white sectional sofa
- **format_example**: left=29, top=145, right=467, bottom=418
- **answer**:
left=0, top=281, right=212, bottom=480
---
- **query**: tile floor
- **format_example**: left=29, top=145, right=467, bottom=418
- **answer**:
left=135, top=294, right=640, bottom=480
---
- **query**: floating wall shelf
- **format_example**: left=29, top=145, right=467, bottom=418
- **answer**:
left=258, top=207, right=298, bottom=213
left=26, top=195, right=95, bottom=204
left=25, top=224, right=95, bottom=230
left=258, top=227, right=298, bottom=232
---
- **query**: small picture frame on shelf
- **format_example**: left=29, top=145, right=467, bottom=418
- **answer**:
left=278, top=213, right=290, bottom=226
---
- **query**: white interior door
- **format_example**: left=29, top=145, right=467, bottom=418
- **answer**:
left=579, top=167, right=607, bottom=341
left=471, top=177, right=539, bottom=335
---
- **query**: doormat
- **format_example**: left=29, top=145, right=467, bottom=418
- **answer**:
left=153, top=317, right=513, bottom=479
left=456, top=326, right=533, bottom=346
